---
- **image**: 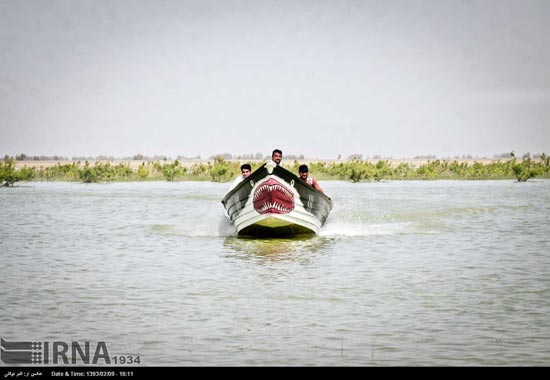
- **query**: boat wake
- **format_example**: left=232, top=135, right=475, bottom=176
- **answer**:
left=150, top=196, right=447, bottom=238
left=319, top=220, right=417, bottom=237
left=150, top=210, right=238, bottom=237
left=151, top=212, right=437, bottom=238
left=317, top=199, right=442, bottom=237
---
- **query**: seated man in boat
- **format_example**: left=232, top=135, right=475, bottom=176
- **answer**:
left=298, top=164, right=324, bottom=193
left=271, top=149, right=283, bottom=166
left=221, top=164, right=252, bottom=204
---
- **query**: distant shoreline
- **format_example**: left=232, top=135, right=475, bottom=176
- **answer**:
left=3, top=156, right=548, bottom=185
left=13, top=157, right=520, bottom=170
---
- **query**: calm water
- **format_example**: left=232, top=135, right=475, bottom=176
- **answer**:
left=1, top=180, right=549, bottom=366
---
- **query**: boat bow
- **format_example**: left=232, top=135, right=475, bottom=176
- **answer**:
left=222, top=163, right=332, bottom=236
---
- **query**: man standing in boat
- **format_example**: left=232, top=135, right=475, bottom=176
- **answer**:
left=271, top=149, right=283, bottom=166
left=229, top=163, right=251, bottom=189
left=298, top=164, right=324, bottom=193
left=221, top=163, right=252, bottom=204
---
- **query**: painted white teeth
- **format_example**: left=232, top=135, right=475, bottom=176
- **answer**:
left=257, top=201, right=290, bottom=212
left=254, top=183, right=292, bottom=201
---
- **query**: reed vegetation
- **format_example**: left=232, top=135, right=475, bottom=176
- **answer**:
left=1, top=155, right=549, bottom=186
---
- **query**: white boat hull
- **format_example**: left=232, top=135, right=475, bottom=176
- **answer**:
left=222, top=163, right=332, bottom=237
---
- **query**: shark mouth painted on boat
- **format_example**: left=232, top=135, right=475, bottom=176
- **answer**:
left=253, top=178, right=295, bottom=214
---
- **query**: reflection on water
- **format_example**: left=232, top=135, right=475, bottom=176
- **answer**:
left=222, top=235, right=333, bottom=262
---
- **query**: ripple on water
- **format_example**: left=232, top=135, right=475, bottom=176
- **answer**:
left=1, top=180, right=549, bottom=365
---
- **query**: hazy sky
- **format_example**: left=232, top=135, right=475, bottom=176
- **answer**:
left=1, top=0, right=549, bottom=159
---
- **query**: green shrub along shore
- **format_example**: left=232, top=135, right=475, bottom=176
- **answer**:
left=1, top=155, right=550, bottom=187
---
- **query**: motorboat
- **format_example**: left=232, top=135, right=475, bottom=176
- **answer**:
left=222, top=161, right=332, bottom=236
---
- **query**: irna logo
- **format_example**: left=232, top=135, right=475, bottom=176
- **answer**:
left=1, top=339, right=111, bottom=365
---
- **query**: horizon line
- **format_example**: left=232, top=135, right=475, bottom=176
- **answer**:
left=3, top=151, right=545, bottom=162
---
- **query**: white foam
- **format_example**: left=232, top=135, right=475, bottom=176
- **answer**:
left=319, top=220, right=414, bottom=237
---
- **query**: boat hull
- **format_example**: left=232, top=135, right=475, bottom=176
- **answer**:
left=222, top=162, right=332, bottom=237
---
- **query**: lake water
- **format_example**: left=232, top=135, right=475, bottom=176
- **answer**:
left=1, top=180, right=549, bottom=366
